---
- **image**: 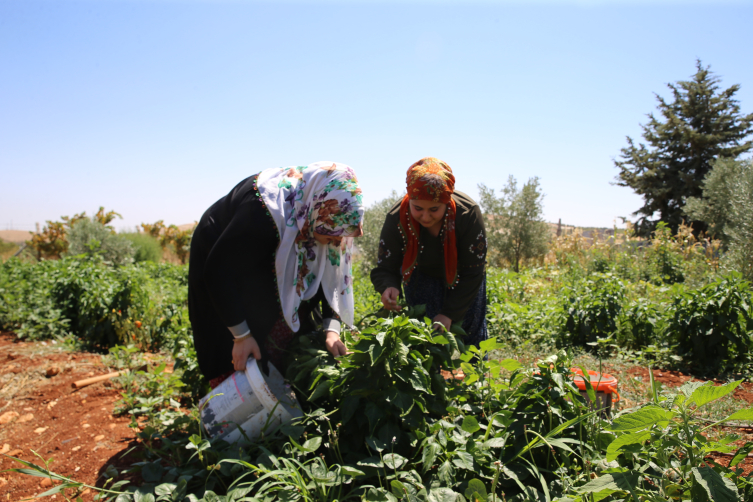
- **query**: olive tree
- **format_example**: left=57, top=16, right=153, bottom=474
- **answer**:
left=357, top=190, right=404, bottom=273
left=479, top=176, right=549, bottom=272
left=66, top=218, right=135, bottom=266
left=686, top=158, right=753, bottom=280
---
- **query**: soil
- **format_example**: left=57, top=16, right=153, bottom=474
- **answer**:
left=0, top=332, right=141, bottom=501
left=626, top=367, right=753, bottom=404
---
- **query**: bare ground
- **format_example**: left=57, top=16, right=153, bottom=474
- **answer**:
left=0, top=333, right=141, bottom=501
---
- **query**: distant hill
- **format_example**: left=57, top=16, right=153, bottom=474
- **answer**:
left=0, top=230, right=33, bottom=244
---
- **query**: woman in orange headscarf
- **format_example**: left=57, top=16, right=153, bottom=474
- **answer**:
left=370, top=157, right=488, bottom=345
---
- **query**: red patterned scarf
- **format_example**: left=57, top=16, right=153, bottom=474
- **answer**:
left=399, top=157, right=458, bottom=287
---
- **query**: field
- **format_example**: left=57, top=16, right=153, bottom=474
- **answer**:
left=2, top=225, right=753, bottom=501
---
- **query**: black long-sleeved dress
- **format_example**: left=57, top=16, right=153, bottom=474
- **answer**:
left=188, top=174, right=335, bottom=380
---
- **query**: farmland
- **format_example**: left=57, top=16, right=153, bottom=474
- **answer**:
left=1, top=224, right=753, bottom=501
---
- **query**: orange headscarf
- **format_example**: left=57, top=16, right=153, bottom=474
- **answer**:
left=399, top=157, right=458, bottom=287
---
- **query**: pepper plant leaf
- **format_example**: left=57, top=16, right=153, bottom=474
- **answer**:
left=688, top=380, right=742, bottom=408
left=606, top=430, right=651, bottom=461
left=608, top=405, right=673, bottom=432
left=719, top=407, right=753, bottom=423
left=575, top=470, right=640, bottom=496
left=451, top=451, right=474, bottom=470
left=422, top=442, right=442, bottom=473
left=461, top=416, right=481, bottom=434
left=730, top=442, right=753, bottom=467
left=383, top=453, right=407, bottom=470
left=498, top=358, right=523, bottom=372
left=692, top=466, right=739, bottom=502
left=428, top=488, right=463, bottom=502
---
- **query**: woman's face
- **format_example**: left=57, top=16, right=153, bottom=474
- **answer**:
left=409, top=199, right=447, bottom=229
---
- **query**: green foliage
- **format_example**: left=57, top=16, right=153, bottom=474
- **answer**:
left=0, top=256, right=190, bottom=349
left=485, top=269, right=560, bottom=348
left=286, top=311, right=459, bottom=461
left=560, top=274, right=625, bottom=348
left=644, top=222, right=686, bottom=284
left=615, top=298, right=664, bottom=350
left=66, top=218, right=135, bottom=266
left=576, top=377, right=753, bottom=501
left=358, top=190, right=404, bottom=273
left=283, top=316, right=601, bottom=501
left=685, top=157, right=751, bottom=245
left=695, top=158, right=753, bottom=281
left=479, top=176, right=549, bottom=272
left=668, top=272, right=753, bottom=373
left=122, top=232, right=163, bottom=263
left=614, top=60, right=753, bottom=236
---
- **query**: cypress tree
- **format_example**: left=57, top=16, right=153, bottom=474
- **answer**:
left=614, top=60, right=753, bottom=236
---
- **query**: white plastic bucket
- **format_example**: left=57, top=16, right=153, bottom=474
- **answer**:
left=199, top=358, right=303, bottom=443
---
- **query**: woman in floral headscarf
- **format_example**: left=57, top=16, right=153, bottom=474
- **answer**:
left=370, top=157, right=488, bottom=346
left=189, top=162, right=364, bottom=387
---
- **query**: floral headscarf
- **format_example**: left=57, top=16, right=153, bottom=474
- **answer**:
left=400, top=157, right=458, bottom=287
left=257, top=162, right=364, bottom=331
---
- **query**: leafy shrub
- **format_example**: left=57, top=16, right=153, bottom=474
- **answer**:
left=357, top=190, right=404, bottom=273
left=560, top=274, right=625, bottom=347
left=668, top=272, right=753, bottom=373
left=287, top=310, right=459, bottom=461
left=644, top=222, right=685, bottom=284
left=0, top=257, right=190, bottom=349
left=616, top=298, right=664, bottom=350
left=121, top=232, right=163, bottom=263
left=580, top=376, right=753, bottom=500
left=286, top=314, right=598, bottom=500
left=66, top=218, right=135, bottom=266
left=479, top=176, right=549, bottom=272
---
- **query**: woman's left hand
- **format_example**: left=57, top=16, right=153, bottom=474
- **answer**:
left=432, top=314, right=452, bottom=333
left=325, top=330, right=347, bottom=358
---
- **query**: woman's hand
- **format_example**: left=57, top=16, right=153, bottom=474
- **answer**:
left=432, top=314, right=452, bottom=333
left=381, top=287, right=401, bottom=311
left=325, top=330, right=347, bottom=358
left=232, top=336, right=261, bottom=371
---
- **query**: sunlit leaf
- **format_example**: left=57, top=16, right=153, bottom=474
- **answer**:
left=720, top=407, right=753, bottom=423
left=383, top=453, right=407, bottom=470
left=302, top=436, right=322, bottom=452
left=428, top=488, right=463, bottom=502
left=461, top=416, right=481, bottom=434
left=688, top=381, right=742, bottom=408
left=576, top=470, right=639, bottom=495
left=606, top=431, right=651, bottom=461
left=464, top=479, right=488, bottom=501
left=422, top=442, right=442, bottom=473
left=451, top=451, right=474, bottom=470
left=608, top=406, right=673, bottom=432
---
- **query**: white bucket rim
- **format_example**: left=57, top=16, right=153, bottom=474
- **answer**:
left=244, top=359, right=296, bottom=423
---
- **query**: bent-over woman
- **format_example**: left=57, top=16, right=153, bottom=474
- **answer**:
left=370, top=157, right=488, bottom=346
left=189, top=162, right=364, bottom=387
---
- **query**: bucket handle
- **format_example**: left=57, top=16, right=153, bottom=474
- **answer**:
left=606, top=385, right=620, bottom=403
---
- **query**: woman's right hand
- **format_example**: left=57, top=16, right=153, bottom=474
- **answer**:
left=381, top=287, right=402, bottom=311
left=232, top=336, right=261, bottom=371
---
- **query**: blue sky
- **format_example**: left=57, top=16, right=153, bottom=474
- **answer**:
left=2, top=0, right=752, bottom=232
